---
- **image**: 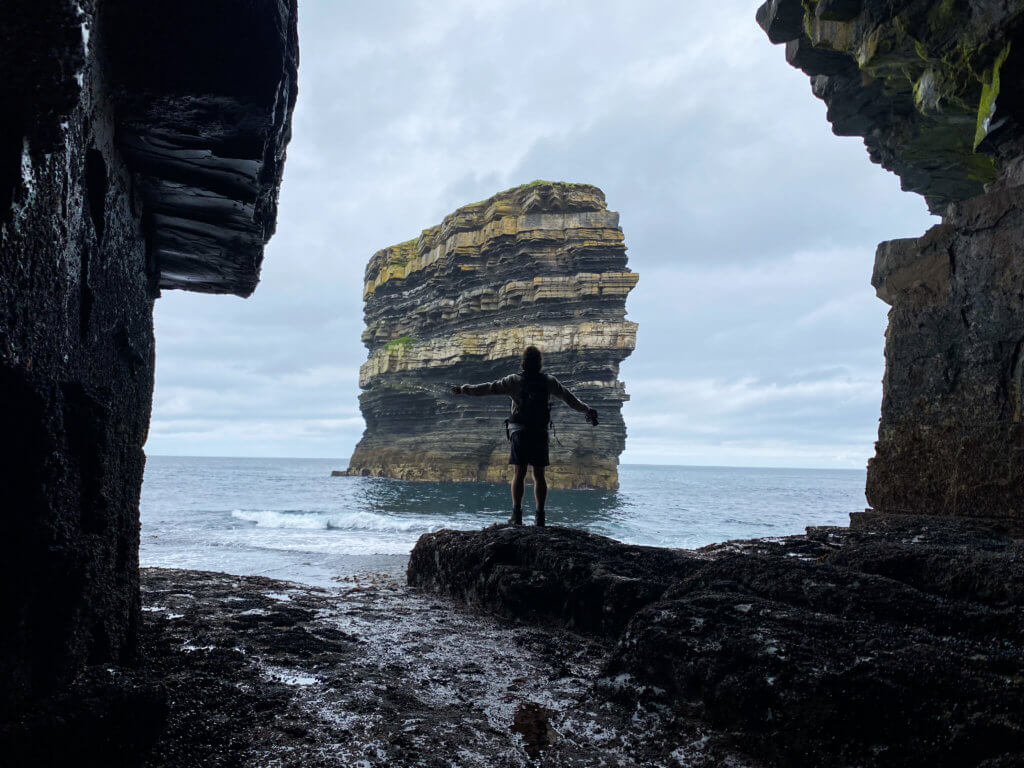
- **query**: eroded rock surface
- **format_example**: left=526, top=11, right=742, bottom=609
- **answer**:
left=410, top=519, right=1024, bottom=767
left=344, top=182, right=638, bottom=491
left=867, top=180, right=1024, bottom=527
left=1, top=0, right=296, bottom=718
left=757, top=0, right=1024, bottom=212
left=100, top=0, right=298, bottom=296
left=408, top=525, right=705, bottom=638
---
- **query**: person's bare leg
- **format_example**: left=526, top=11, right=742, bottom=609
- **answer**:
left=510, top=465, right=526, bottom=524
left=532, top=465, right=547, bottom=526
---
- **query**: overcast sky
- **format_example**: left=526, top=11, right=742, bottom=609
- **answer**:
left=146, top=0, right=935, bottom=469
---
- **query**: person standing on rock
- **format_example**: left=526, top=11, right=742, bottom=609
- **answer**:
left=450, top=345, right=598, bottom=526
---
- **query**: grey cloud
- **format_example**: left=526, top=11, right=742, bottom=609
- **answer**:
left=146, top=0, right=935, bottom=468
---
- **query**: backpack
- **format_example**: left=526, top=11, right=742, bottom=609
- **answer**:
left=510, top=372, right=551, bottom=430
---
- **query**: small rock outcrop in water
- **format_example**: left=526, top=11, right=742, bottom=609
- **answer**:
left=0, top=0, right=296, bottom=717
left=409, top=521, right=1024, bottom=767
left=344, top=182, right=638, bottom=490
left=757, top=0, right=1024, bottom=528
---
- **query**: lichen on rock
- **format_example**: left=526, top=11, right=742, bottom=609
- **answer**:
left=344, top=182, right=638, bottom=490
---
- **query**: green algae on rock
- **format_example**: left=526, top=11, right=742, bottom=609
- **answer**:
left=761, top=0, right=1024, bottom=212
left=342, top=182, right=638, bottom=490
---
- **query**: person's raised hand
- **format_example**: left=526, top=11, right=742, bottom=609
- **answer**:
left=450, top=385, right=463, bottom=395
left=586, top=407, right=599, bottom=426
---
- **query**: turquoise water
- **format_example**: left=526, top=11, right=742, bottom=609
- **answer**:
left=139, top=456, right=865, bottom=586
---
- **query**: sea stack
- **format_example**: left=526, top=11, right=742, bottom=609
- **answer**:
left=344, top=182, right=638, bottom=490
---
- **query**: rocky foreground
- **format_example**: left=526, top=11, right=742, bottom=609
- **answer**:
left=4, top=517, right=1021, bottom=767
left=410, top=517, right=1024, bottom=767
left=3, top=568, right=754, bottom=767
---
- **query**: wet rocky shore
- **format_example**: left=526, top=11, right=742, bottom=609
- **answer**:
left=410, top=517, right=1024, bottom=767
left=5, top=517, right=1021, bottom=767
left=3, top=565, right=753, bottom=767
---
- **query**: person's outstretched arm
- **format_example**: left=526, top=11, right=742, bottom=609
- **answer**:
left=549, top=377, right=598, bottom=422
left=450, top=375, right=515, bottom=397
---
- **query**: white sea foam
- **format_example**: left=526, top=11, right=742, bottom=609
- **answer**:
left=231, top=509, right=438, bottom=533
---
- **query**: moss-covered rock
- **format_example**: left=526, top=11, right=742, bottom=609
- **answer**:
left=761, top=1, right=1024, bottom=524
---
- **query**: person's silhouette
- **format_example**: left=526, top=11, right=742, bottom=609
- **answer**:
left=451, top=345, right=598, bottom=526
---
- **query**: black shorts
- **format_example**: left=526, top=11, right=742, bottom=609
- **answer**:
left=509, top=428, right=549, bottom=467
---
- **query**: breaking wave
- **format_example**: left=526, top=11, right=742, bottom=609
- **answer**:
left=231, top=509, right=438, bottom=533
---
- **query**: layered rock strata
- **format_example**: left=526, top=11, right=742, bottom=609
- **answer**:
left=409, top=521, right=1024, bottom=767
left=0, top=0, right=296, bottom=717
left=758, top=0, right=1024, bottom=527
left=345, top=182, right=638, bottom=490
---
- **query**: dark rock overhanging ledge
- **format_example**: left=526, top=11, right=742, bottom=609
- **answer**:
left=409, top=520, right=1024, bottom=767
left=757, top=0, right=1024, bottom=213
left=0, top=0, right=297, bottom=720
left=100, top=0, right=299, bottom=296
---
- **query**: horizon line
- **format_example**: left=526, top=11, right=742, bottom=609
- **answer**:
left=145, top=454, right=866, bottom=473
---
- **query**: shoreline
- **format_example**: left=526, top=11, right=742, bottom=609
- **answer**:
left=138, top=553, right=412, bottom=590
left=44, top=565, right=736, bottom=767
left=9, top=516, right=1022, bottom=767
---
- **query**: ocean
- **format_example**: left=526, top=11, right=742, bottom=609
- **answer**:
left=140, top=456, right=866, bottom=587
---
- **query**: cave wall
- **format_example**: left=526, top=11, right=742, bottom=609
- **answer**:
left=345, top=182, right=638, bottom=490
left=0, top=0, right=297, bottom=716
left=0, top=0, right=154, bottom=716
left=758, top=0, right=1024, bottom=528
left=868, top=172, right=1024, bottom=526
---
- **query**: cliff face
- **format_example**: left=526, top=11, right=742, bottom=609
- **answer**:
left=0, top=0, right=296, bottom=716
left=758, top=0, right=1024, bottom=529
left=346, top=182, right=638, bottom=490
left=868, top=185, right=1024, bottom=525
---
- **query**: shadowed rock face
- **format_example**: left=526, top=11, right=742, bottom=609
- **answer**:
left=758, top=0, right=1024, bottom=526
left=99, top=0, right=298, bottom=297
left=868, top=183, right=1024, bottom=526
left=407, top=525, right=703, bottom=636
left=0, top=0, right=296, bottom=716
left=345, top=182, right=638, bottom=490
left=409, top=520, right=1024, bottom=767
left=757, top=0, right=1024, bottom=213
left=603, top=521, right=1024, bottom=767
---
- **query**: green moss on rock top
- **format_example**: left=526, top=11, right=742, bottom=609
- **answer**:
left=383, top=335, right=415, bottom=352
left=364, top=181, right=612, bottom=284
